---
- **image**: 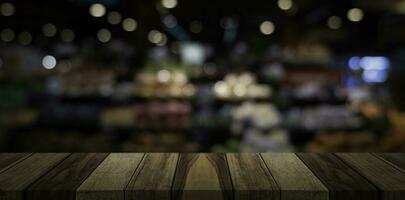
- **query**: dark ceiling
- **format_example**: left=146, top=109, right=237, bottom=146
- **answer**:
left=1, top=0, right=405, bottom=54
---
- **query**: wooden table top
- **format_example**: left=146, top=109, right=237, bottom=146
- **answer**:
left=0, top=153, right=405, bottom=200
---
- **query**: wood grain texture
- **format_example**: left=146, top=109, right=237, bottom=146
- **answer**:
left=261, top=153, right=328, bottom=200
left=76, top=153, right=144, bottom=200
left=172, top=153, right=233, bottom=200
left=337, top=153, right=405, bottom=200
left=26, top=153, right=108, bottom=200
left=0, top=153, right=69, bottom=200
left=125, top=153, right=178, bottom=200
left=227, top=153, right=279, bottom=200
left=0, top=153, right=31, bottom=174
left=297, top=153, right=378, bottom=200
left=375, top=153, right=405, bottom=172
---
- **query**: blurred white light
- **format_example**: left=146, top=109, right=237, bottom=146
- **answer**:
left=327, top=16, right=342, bottom=30
left=214, top=81, right=230, bottom=97
left=161, top=0, right=177, bottom=9
left=190, top=20, right=203, bottom=34
left=0, top=29, right=15, bottom=42
left=359, top=56, right=390, bottom=70
left=107, top=11, right=122, bottom=25
left=42, top=23, right=57, bottom=37
left=163, top=15, right=177, bottom=28
left=260, top=21, right=275, bottom=35
left=89, top=3, right=106, bottom=18
left=61, top=29, right=75, bottom=42
left=180, top=43, right=206, bottom=65
left=348, top=56, right=361, bottom=70
left=97, top=29, right=111, bottom=43
left=173, top=71, right=188, bottom=85
left=347, top=8, right=364, bottom=22
left=278, top=0, right=293, bottom=10
left=42, top=55, right=57, bottom=70
left=122, top=18, right=137, bottom=32
left=0, top=2, right=14, bottom=16
left=156, top=34, right=168, bottom=46
left=18, top=32, right=32, bottom=45
left=157, top=69, right=171, bottom=83
left=234, top=83, right=247, bottom=97
left=148, top=30, right=163, bottom=44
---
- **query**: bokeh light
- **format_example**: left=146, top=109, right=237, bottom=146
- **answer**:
left=42, top=23, right=57, bottom=37
left=122, top=18, right=137, bottom=32
left=161, top=0, right=178, bottom=9
left=107, top=11, right=122, bottom=25
left=260, top=21, right=275, bottom=35
left=97, top=29, right=111, bottom=43
left=89, top=3, right=106, bottom=18
left=327, top=16, right=342, bottom=30
left=278, top=0, right=293, bottom=11
left=0, top=2, right=15, bottom=16
left=18, top=32, right=32, bottom=45
left=42, top=55, right=57, bottom=70
left=347, top=8, right=364, bottom=22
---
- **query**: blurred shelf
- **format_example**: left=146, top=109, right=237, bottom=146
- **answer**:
left=286, top=97, right=347, bottom=107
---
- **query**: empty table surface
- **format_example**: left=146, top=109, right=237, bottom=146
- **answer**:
left=0, top=153, right=405, bottom=200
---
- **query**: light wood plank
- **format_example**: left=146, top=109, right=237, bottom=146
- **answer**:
left=125, top=153, right=178, bottom=200
left=298, top=153, right=378, bottom=200
left=0, top=153, right=69, bottom=200
left=76, top=153, right=144, bottom=200
left=261, top=153, right=328, bottom=200
left=227, top=153, right=279, bottom=200
left=0, top=153, right=31, bottom=174
left=172, top=153, right=233, bottom=200
left=337, top=153, right=405, bottom=200
left=27, top=153, right=108, bottom=200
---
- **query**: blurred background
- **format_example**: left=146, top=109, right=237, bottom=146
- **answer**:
left=1, top=0, right=405, bottom=152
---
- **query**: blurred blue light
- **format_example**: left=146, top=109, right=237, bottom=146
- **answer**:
left=348, top=56, right=361, bottom=70
left=345, top=76, right=360, bottom=88
left=362, top=69, right=388, bottom=83
left=359, top=56, right=390, bottom=70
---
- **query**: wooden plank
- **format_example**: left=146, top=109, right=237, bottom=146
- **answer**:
left=125, top=153, right=178, bottom=200
left=172, top=153, right=233, bottom=200
left=261, top=153, right=328, bottom=200
left=27, top=153, right=108, bottom=200
left=76, top=153, right=144, bottom=200
left=226, top=153, right=279, bottom=200
left=0, top=153, right=31, bottom=174
left=298, top=153, right=378, bottom=200
left=375, top=153, right=405, bottom=172
left=337, top=153, right=405, bottom=200
left=0, top=153, right=69, bottom=200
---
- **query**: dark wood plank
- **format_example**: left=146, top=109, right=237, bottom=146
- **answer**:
left=261, top=153, right=328, bottom=200
left=0, top=153, right=31, bottom=174
left=297, top=153, right=378, bottom=200
left=0, top=153, right=69, bottom=200
left=76, top=153, right=144, bottom=200
left=375, top=153, right=405, bottom=172
left=337, top=153, right=405, bottom=200
left=172, top=153, right=233, bottom=200
left=125, top=153, right=178, bottom=200
left=226, top=153, right=279, bottom=200
left=26, top=153, right=108, bottom=200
